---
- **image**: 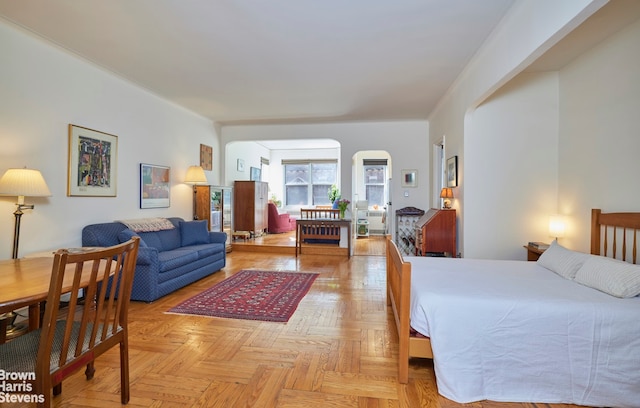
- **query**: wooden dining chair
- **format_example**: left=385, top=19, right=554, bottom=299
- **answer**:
left=0, top=237, right=140, bottom=407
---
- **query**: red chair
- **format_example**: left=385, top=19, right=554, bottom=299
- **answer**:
left=268, top=202, right=296, bottom=233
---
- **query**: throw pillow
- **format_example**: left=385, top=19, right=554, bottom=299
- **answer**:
left=117, top=229, right=148, bottom=247
left=536, top=240, right=589, bottom=279
left=180, top=220, right=210, bottom=246
left=574, top=255, right=640, bottom=298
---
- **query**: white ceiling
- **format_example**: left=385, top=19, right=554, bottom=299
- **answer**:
left=0, top=0, right=515, bottom=125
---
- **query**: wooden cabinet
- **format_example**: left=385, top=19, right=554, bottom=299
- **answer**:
left=194, top=185, right=233, bottom=251
left=234, top=181, right=268, bottom=236
left=524, top=245, right=546, bottom=261
left=415, top=208, right=456, bottom=257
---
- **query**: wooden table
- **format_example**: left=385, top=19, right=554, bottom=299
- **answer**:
left=295, top=218, right=352, bottom=258
left=0, top=254, right=109, bottom=336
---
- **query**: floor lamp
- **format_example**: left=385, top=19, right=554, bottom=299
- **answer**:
left=184, top=165, right=209, bottom=218
left=0, top=167, right=52, bottom=340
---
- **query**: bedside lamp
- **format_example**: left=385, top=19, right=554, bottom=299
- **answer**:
left=549, top=214, right=566, bottom=241
left=0, top=167, right=51, bottom=340
left=440, top=187, right=453, bottom=209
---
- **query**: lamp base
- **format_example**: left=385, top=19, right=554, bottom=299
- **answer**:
left=2, top=312, right=28, bottom=340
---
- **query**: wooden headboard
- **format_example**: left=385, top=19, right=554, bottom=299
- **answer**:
left=591, top=208, right=640, bottom=263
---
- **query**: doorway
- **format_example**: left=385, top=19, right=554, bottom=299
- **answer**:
left=352, top=150, right=391, bottom=256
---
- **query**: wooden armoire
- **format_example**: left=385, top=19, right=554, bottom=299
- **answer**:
left=233, top=181, right=269, bottom=236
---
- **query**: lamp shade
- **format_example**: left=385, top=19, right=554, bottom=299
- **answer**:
left=184, top=165, right=208, bottom=185
left=440, top=187, right=453, bottom=199
left=549, top=214, right=566, bottom=238
left=0, top=168, right=52, bottom=198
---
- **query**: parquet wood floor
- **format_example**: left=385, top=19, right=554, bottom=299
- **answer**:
left=40, top=248, right=582, bottom=408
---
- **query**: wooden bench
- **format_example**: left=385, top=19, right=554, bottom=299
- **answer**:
left=299, top=209, right=341, bottom=243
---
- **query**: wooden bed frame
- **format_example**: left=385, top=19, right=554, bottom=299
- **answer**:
left=387, top=208, right=640, bottom=383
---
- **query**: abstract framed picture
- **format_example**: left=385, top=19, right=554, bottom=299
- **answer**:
left=401, top=169, right=418, bottom=188
left=140, top=163, right=170, bottom=208
left=200, top=144, right=212, bottom=170
left=67, top=124, right=118, bottom=197
left=250, top=166, right=261, bottom=181
left=447, top=156, right=458, bottom=187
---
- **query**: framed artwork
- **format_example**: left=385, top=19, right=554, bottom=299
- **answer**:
left=401, top=169, right=418, bottom=188
left=200, top=144, right=212, bottom=170
left=237, top=158, right=245, bottom=172
left=250, top=166, right=261, bottom=181
left=140, top=163, right=170, bottom=208
left=67, top=124, right=118, bottom=197
left=447, top=156, right=458, bottom=187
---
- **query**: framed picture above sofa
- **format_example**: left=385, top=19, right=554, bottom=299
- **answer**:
left=140, top=163, right=170, bottom=208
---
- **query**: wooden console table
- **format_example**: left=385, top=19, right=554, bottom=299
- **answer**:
left=295, top=218, right=352, bottom=258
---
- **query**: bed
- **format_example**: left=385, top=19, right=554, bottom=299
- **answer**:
left=386, top=208, right=640, bottom=406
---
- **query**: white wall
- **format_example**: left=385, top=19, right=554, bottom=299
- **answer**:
left=221, top=121, right=430, bottom=219
left=0, top=20, right=220, bottom=258
left=427, top=0, right=608, bottom=259
left=558, top=18, right=640, bottom=252
left=465, top=72, right=559, bottom=259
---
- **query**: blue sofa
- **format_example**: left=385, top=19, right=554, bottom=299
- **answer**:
left=82, top=217, right=226, bottom=302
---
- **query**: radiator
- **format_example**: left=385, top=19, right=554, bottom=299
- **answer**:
left=366, top=210, right=386, bottom=234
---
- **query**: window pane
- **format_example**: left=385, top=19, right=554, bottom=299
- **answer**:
left=285, top=164, right=309, bottom=184
left=364, top=165, right=385, bottom=184
left=313, top=185, right=332, bottom=205
left=311, top=163, right=337, bottom=184
left=366, top=185, right=385, bottom=207
left=286, top=185, right=308, bottom=205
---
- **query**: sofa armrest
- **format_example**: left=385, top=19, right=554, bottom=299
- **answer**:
left=136, top=246, right=159, bottom=266
left=208, top=231, right=227, bottom=244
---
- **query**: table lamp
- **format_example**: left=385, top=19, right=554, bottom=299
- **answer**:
left=549, top=214, right=566, bottom=241
left=440, top=187, right=453, bottom=209
left=0, top=167, right=51, bottom=340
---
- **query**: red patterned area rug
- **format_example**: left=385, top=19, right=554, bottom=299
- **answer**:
left=167, top=270, right=318, bottom=322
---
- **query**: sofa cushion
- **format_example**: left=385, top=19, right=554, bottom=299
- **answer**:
left=180, top=220, right=210, bottom=246
left=157, top=249, right=199, bottom=273
left=117, top=229, right=148, bottom=247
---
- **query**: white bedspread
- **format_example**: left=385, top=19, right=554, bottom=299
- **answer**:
left=408, top=256, right=640, bottom=407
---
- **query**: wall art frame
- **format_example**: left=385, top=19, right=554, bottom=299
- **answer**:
left=67, top=124, right=118, bottom=197
left=200, top=144, right=212, bottom=170
left=140, top=163, right=170, bottom=209
left=447, top=156, right=458, bottom=187
left=401, top=169, right=418, bottom=188
left=250, top=166, right=261, bottom=181
left=237, top=158, right=245, bottom=172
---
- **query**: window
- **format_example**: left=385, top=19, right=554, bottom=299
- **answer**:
left=284, top=161, right=337, bottom=206
left=363, top=159, right=387, bottom=208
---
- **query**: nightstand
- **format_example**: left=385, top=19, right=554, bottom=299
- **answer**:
left=524, top=244, right=546, bottom=261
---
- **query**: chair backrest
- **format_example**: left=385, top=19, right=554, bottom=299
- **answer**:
left=268, top=202, right=279, bottom=216
left=35, top=237, right=140, bottom=389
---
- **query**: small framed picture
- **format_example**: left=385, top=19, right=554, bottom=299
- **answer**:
left=200, top=144, right=212, bottom=170
left=140, top=163, right=170, bottom=208
left=250, top=166, right=261, bottom=181
left=67, top=124, right=118, bottom=197
left=237, top=158, right=245, bottom=172
left=447, top=156, right=458, bottom=187
left=401, top=169, right=418, bottom=188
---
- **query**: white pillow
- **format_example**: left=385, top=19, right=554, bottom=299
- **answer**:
left=574, top=255, right=640, bottom=298
left=536, top=240, right=590, bottom=279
